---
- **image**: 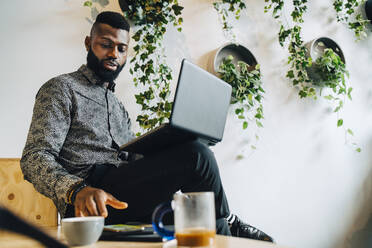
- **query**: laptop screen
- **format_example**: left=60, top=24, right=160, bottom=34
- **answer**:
left=170, top=59, right=232, bottom=142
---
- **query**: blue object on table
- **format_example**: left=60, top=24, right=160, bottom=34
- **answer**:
left=152, top=201, right=175, bottom=241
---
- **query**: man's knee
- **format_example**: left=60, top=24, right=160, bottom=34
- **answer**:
left=184, top=140, right=215, bottom=161
left=179, top=140, right=219, bottom=174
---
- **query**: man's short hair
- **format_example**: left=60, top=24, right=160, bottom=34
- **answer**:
left=94, top=11, right=130, bottom=32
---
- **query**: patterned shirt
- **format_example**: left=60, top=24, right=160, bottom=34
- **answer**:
left=20, top=65, right=135, bottom=216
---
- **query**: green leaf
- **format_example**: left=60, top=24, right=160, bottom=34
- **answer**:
left=84, top=1, right=92, bottom=7
left=287, top=70, right=295, bottom=78
left=347, top=129, right=354, bottom=136
left=243, top=121, right=248, bottom=129
left=236, top=154, right=244, bottom=160
left=334, top=106, right=341, bottom=113
left=256, top=120, right=263, bottom=128
left=356, top=148, right=361, bottom=152
left=337, top=119, right=343, bottom=127
left=347, top=87, right=353, bottom=100
left=255, top=113, right=263, bottom=119
left=299, top=90, right=307, bottom=98
left=172, top=4, right=184, bottom=16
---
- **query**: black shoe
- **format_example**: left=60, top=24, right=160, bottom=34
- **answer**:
left=229, top=215, right=274, bottom=243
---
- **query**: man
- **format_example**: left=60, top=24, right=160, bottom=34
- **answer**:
left=21, top=11, right=273, bottom=241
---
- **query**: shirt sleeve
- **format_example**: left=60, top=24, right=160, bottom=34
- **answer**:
left=124, top=108, right=136, bottom=141
left=117, top=103, right=137, bottom=161
left=20, top=79, right=84, bottom=204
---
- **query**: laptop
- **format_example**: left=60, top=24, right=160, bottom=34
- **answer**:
left=119, top=59, right=232, bottom=155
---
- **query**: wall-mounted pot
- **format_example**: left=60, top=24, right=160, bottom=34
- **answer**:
left=119, top=0, right=130, bottom=12
left=365, top=0, right=372, bottom=23
left=209, top=42, right=258, bottom=76
left=304, top=37, right=345, bottom=83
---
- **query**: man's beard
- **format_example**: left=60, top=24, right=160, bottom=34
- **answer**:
left=86, top=48, right=125, bottom=82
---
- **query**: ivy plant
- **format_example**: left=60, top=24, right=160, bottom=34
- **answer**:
left=333, top=0, right=370, bottom=41
left=213, top=0, right=246, bottom=41
left=213, top=1, right=265, bottom=151
left=217, top=55, right=264, bottom=138
left=265, top=0, right=315, bottom=98
left=314, top=48, right=360, bottom=151
left=313, top=49, right=349, bottom=123
left=120, top=1, right=183, bottom=134
left=264, top=0, right=360, bottom=151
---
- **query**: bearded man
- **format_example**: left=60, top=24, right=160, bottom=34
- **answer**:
left=21, top=11, right=273, bottom=242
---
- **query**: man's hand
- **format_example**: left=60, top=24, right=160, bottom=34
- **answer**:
left=74, top=186, right=127, bottom=217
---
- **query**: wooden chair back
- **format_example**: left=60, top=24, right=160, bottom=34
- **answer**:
left=0, top=158, right=58, bottom=227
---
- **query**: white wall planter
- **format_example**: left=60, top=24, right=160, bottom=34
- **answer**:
left=209, top=42, right=258, bottom=76
left=365, top=0, right=372, bottom=23
left=304, top=37, right=345, bottom=83
left=360, top=0, right=372, bottom=31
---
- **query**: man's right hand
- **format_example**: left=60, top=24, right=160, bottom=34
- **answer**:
left=74, top=186, right=127, bottom=218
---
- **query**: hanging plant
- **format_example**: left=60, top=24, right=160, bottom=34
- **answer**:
left=309, top=42, right=350, bottom=125
left=333, top=0, right=370, bottom=41
left=119, top=0, right=184, bottom=134
left=265, top=0, right=314, bottom=98
left=212, top=2, right=265, bottom=151
left=209, top=42, right=264, bottom=151
left=213, top=0, right=246, bottom=41
left=310, top=40, right=359, bottom=152
left=264, top=1, right=360, bottom=151
left=314, top=49, right=350, bottom=123
left=218, top=55, right=264, bottom=134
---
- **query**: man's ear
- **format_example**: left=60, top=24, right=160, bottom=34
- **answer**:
left=84, top=36, right=91, bottom=52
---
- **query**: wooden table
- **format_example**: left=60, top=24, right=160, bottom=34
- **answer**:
left=0, top=226, right=287, bottom=248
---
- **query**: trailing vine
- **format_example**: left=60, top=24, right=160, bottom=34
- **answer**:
left=121, top=1, right=184, bottom=134
left=265, top=0, right=314, bottom=98
left=213, top=0, right=246, bottom=41
left=264, top=0, right=360, bottom=151
left=213, top=0, right=266, bottom=151
left=217, top=55, right=264, bottom=136
left=333, top=0, right=370, bottom=41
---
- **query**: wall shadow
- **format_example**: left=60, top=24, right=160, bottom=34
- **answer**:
left=339, top=138, right=372, bottom=248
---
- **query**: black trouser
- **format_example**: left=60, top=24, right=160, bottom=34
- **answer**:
left=66, top=140, right=231, bottom=235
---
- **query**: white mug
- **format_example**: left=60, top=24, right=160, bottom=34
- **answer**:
left=61, top=216, right=104, bottom=246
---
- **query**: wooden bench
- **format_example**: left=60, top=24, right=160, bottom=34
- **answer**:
left=0, top=158, right=58, bottom=227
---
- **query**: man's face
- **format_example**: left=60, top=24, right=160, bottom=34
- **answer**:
left=85, top=23, right=130, bottom=82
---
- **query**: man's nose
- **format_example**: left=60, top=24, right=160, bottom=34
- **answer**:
left=108, top=47, right=119, bottom=59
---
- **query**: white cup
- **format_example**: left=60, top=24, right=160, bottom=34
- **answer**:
left=61, top=216, right=104, bottom=246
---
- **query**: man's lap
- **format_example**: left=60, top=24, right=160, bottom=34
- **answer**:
left=98, top=140, right=209, bottom=223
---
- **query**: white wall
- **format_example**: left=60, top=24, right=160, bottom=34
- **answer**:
left=1, top=1, right=372, bottom=248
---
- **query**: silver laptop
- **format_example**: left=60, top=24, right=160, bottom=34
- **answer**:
left=119, top=59, right=232, bottom=155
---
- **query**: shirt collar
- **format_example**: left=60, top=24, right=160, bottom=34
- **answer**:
left=78, top=64, right=116, bottom=92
